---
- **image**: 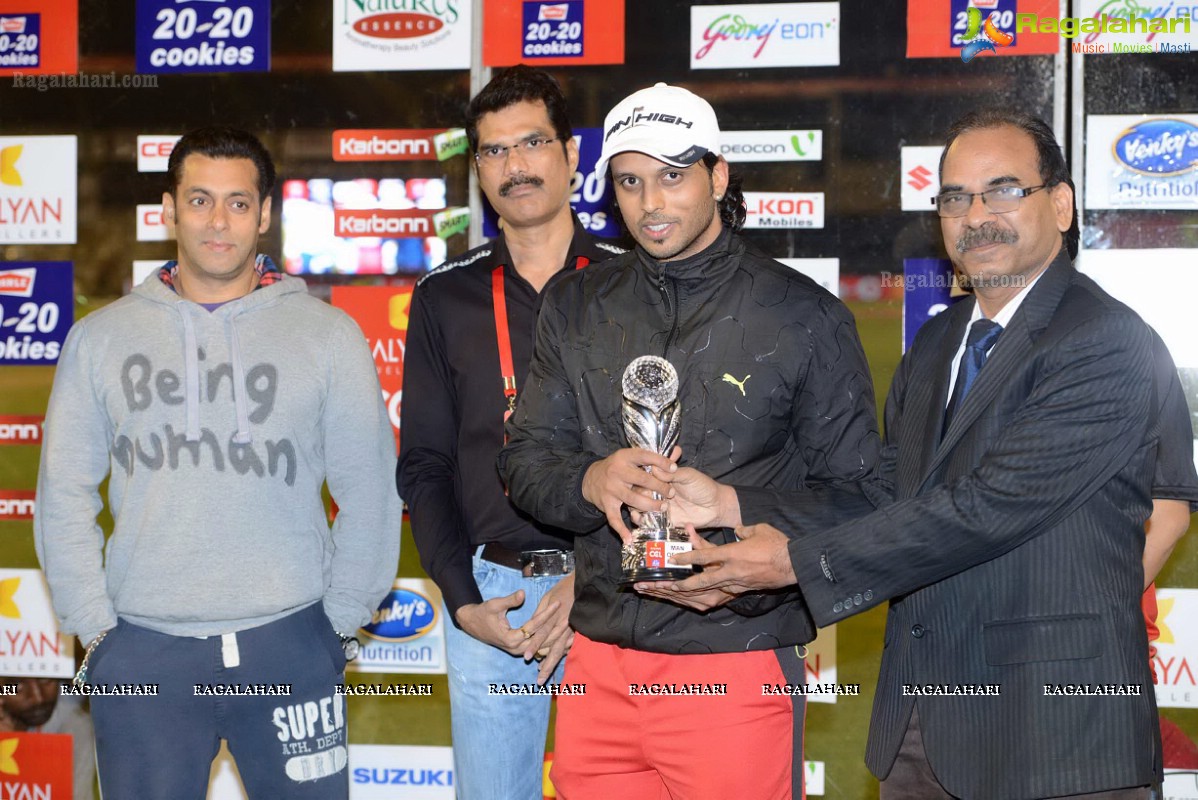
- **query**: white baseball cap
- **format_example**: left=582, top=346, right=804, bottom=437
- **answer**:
left=595, top=83, right=721, bottom=177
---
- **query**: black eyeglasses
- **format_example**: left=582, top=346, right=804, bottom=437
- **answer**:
left=932, top=184, right=1054, bottom=217
left=474, top=137, right=560, bottom=165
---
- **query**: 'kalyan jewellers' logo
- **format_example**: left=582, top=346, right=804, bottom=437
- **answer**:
left=960, top=7, right=1014, bottom=62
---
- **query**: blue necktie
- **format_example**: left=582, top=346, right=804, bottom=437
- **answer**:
left=944, top=318, right=1003, bottom=433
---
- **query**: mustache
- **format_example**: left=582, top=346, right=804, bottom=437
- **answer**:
left=957, top=222, right=1018, bottom=253
left=498, top=174, right=543, bottom=196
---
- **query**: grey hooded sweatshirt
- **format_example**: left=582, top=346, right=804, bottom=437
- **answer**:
left=34, top=267, right=401, bottom=645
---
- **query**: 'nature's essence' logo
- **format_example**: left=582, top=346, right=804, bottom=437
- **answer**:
left=961, top=7, right=1014, bottom=62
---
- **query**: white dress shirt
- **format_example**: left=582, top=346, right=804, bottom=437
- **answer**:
left=945, top=268, right=1047, bottom=405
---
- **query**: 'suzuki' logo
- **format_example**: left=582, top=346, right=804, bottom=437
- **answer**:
left=0, top=268, right=35, bottom=298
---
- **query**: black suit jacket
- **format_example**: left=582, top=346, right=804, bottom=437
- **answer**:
left=739, top=251, right=1164, bottom=799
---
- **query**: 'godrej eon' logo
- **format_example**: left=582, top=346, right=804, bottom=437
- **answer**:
left=959, top=6, right=1014, bottom=62
left=1113, top=119, right=1198, bottom=177
left=362, top=587, right=438, bottom=642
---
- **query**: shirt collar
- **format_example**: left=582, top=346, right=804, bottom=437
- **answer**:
left=969, top=266, right=1048, bottom=328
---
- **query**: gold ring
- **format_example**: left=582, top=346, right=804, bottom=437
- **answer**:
left=521, top=627, right=533, bottom=639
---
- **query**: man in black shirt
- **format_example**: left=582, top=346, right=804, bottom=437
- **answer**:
left=395, top=65, right=620, bottom=800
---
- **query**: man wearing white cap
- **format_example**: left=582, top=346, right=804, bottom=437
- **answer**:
left=500, top=83, right=880, bottom=798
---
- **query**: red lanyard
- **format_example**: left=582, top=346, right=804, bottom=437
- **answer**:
left=492, top=257, right=589, bottom=422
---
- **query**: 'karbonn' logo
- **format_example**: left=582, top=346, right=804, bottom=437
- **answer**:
left=0, top=416, right=43, bottom=445
left=344, top=0, right=460, bottom=39
left=0, top=145, right=22, bottom=186
left=960, top=6, right=1014, bottom=62
left=333, top=129, right=469, bottom=162
left=362, top=587, right=438, bottom=642
left=1113, top=119, right=1198, bottom=176
left=0, top=493, right=36, bottom=520
left=333, top=208, right=468, bottom=239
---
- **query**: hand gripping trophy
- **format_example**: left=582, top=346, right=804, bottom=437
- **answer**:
left=620, top=356, right=694, bottom=582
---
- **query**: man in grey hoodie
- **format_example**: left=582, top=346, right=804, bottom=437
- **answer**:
left=34, top=127, right=401, bottom=799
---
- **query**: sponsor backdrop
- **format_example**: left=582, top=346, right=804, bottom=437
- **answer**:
left=332, top=129, right=470, bottom=163
left=333, top=0, right=472, bottom=71
left=720, top=129, right=823, bottom=163
left=1078, top=250, right=1198, bottom=371
left=690, top=2, right=841, bottom=68
left=0, top=568, right=75, bottom=677
left=0, top=415, right=42, bottom=446
left=0, top=262, right=74, bottom=366
left=0, top=733, right=74, bottom=798
left=779, top=257, right=839, bottom=297
left=350, top=579, right=447, bottom=676
left=0, top=135, right=78, bottom=244
left=208, top=743, right=456, bottom=800
left=1074, top=0, right=1198, bottom=52
left=1085, top=115, right=1198, bottom=209
left=902, top=258, right=963, bottom=352
left=0, top=0, right=78, bottom=76
left=136, top=134, right=180, bottom=172
left=906, top=0, right=1059, bottom=58
left=900, top=145, right=944, bottom=211
left=136, top=203, right=172, bottom=242
left=1152, top=589, right=1198, bottom=709
left=136, top=0, right=269, bottom=74
left=330, top=284, right=415, bottom=453
left=2, top=2, right=1196, bottom=795
left=132, top=260, right=163, bottom=287
left=743, top=191, right=826, bottom=229
left=483, top=0, right=626, bottom=66
left=1079, top=250, right=1198, bottom=473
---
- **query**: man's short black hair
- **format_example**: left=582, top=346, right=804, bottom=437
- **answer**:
left=465, top=65, right=572, bottom=156
left=940, top=109, right=1079, bottom=259
left=166, top=126, right=276, bottom=202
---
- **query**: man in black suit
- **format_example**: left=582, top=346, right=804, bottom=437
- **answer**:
left=641, top=110, right=1196, bottom=799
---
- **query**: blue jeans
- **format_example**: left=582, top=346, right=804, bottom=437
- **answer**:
left=443, top=555, right=568, bottom=800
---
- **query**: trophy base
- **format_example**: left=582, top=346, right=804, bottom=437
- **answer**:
left=620, top=526, right=693, bottom=585
left=619, top=566, right=695, bottom=585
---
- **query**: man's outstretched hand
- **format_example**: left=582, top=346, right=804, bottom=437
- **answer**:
left=634, top=524, right=796, bottom=611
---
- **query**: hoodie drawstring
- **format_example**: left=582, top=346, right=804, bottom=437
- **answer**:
left=179, top=305, right=253, bottom=445
left=180, top=309, right=201, bottom=443
left=228, top=313, right=252, bottom=445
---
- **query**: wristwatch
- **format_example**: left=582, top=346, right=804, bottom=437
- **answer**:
left=337, top=633, right=361, bottom=662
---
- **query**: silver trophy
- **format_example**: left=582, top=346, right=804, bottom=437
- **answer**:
left=619, top=356, right=693, bottom=583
